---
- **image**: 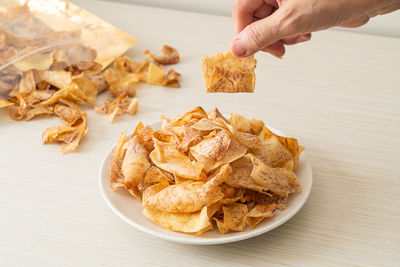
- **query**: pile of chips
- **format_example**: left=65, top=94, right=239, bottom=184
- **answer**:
left=110, top=106, right=303, bottom=235
left=95, top=46, right=180, bottom=123
left=202, top=51, right=256, bottom=93
left=0, top=4, right=180, bottom=153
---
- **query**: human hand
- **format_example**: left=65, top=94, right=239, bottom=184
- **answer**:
left=230, top=0, right=400, bottom=58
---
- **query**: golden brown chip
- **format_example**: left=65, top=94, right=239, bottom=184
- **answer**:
left=177, top=125, right=205, bottom=153
left=171, top=106, right=208, bottom=127
left=244, top=203, right=277, bottom=228
left=110, top=132, right=128, bottom=190
left=262, top=126, right=302, bottom=171
left=142, top=164, right=231, bottom=213
left=145, top=45, right=180, bottom=65
left=191, top=118, right=223, bottom=132
left=220, top=184, right=245, bottom=204
left=191, top=135, right=247, bottom=172
left=232, top=130, right=261, bottom=149
left=8, top=95, right=27, bottom=120
left=0, top=98, right=13, bottom=109
left=146, top=62, right=165, bottom=85
left=207, top=107, right=228, bottom=122
left=250, top=118, right=264, bottom=136
left=67, top=45, right=97, bottom=65
left=41, top=70, right=72, bottom=89
left=163, top=69, right=181, bottom=87
left=26, top=106, right=53, bottom=120
left=104, top=68, right=139, bottom=97
left=18, top=71, right=36, bottom=96
left=95, top=93, right=139, bottom=123
left=54, top=104, right=84, bottom=126
left=250, top=135, right=293, bottom=168
left=190, top=129, right=231, bottom=161
left=229, top=113, right=251, bottom=132
left=143, top=205, right=214, bottom=234
left=73, top=76, right=98, bottom=100
left=138, top=167, right=174, bottom=192
left=201, top=51, right=256, bottom=93
left=13, top=51, right=55, bottom=72
left=136, top=125, right=154, bottom=152
left=42, top=113, right=87, bottom=154
left=247, top=154, right=299, bottom=196
left=121, top=135, right=151, bottom=192
left=150, top=139, right=204, bottom=179
left=255, top=192, right=287, bottom=211
left=214, top=203, right=248, bottom=234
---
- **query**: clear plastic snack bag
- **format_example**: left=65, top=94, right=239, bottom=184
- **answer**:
left=0, top=0, right=137, bottom=99
left=0, top=0, right=137, bottom=153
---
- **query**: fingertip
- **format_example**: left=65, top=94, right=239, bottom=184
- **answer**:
left=230, top=37, right=248, bottom=57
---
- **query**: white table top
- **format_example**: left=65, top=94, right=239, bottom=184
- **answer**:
left=1, top=0, right=399, bottom=266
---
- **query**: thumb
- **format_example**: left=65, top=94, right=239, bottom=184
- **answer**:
left=230, top=8, right=296, bottom=57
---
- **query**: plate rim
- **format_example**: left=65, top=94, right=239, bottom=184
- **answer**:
left=99, top=123, right=313, bottom=245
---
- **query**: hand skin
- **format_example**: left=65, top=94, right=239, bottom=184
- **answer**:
left=230, top=0, right=400, bottom=58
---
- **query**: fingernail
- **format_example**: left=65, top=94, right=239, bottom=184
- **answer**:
left=231, top=37, right=247, bottom=57
left=298, top=35, right=311, bottom=42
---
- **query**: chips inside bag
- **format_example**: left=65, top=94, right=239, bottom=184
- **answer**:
left=0, top=0, right=137, bottom=74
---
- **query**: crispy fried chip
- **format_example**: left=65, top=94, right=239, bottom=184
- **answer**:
left=250, top=135, right=294, bottom=168
left=95, top=93, right=139, bottom=123
left=138, top=167, right=174, bottom=192
left=135, top=124, right=154, bottom=152
left=171, top=106, right=208, bottom=127
left=41, top=70, right=72, bottom=89
left=8, top=95, right=27, bottom=120
left=214, top=203, right=248, bottom=234
left=0, top=98, right=13, bottom=109
left=104, top=68, right=139, bottom=97
left=73, top=76, right=98, bottom=100
left=190, top=129, right=231, bottom=161
left=229, top=113, right=251, bottom=132
left=262, top=127, right=302, bottom=171
left=146, top=62, right=165, bottom=85
left=142, top=164, right=231, bottom=213
left=201, top=51, right=256, bottom=93
left=145, top=45, right=179, bottom=65
left=42, top=105, right=87, bottom=153
left=143, top=205, right=215, bottom=234
left=250, top=154, right=298, bottom=196
left=163, top=69, right=181, bottom=87
left=13, top=51, right=55, bottom=72
left=244, top=203, right=277, bottom=228
left=54, top=104, right=84, bottom=126
left=110, top=132, right=128, bottom=190
left=18, top=71, right=36, bottom=95
left=220, top=184, right=245, bottom=204
left=150, top=138, right=204, bottom=179
left=207, top=107, right=228, bottom=122
left=26, top=106, right=53, bottom=120
left=191, top=135, right=247, bottom=172
left=121, top=135, right=151, bottom=191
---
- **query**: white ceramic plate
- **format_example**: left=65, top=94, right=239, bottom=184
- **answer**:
left=99, top=122, right=312, bottom=245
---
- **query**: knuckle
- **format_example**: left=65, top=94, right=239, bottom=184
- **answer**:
left=246, top=23, right=266, bottom=48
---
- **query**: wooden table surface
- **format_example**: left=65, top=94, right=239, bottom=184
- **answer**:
left=1, top=0, right=399, bottom=266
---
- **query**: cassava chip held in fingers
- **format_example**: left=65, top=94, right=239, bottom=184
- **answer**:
left=201, top=51, right=256, bottom=93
